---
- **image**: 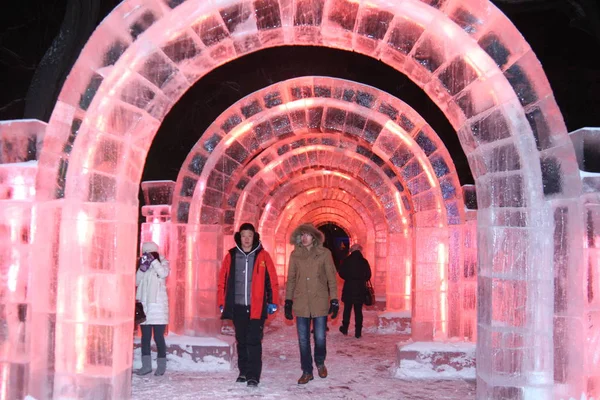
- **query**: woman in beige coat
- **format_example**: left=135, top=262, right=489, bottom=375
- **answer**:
left=284, top=223, right=339, bottom=384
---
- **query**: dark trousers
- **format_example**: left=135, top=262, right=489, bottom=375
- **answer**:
left=140, top=324, right=167, bottom=358
left=342, top=302, right=364, bottom=332
left=232, top=305, right=265, bottom=381
left=296, top=316, right=327, bottom=374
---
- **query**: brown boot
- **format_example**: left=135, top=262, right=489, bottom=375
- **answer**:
left=317, top=364, right=328, bottom=378
left=297, top=372, right=314, bottom=384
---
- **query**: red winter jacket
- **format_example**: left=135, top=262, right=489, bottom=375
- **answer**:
left=217, top=246, right=280, bottom=320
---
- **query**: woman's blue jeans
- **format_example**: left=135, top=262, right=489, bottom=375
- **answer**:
left=296, top=316, right=327, bottom=374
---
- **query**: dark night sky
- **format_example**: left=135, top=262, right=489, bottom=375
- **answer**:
left=1, top=0, right=599, bottom=187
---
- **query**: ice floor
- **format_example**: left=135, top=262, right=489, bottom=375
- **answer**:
left=132, top=311, right=476, bottom=399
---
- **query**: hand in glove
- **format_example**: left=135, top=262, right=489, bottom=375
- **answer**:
left=284, top=300, right=294, bottom=320
left=328, top=299, right=339, bottom=319
left=219, top=305, right=223, bottom=313
left=138, top=252, right=155, bottom=272
left=267, top=303, right=278, bottom=315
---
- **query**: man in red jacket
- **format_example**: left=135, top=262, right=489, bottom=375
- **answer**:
left=217, top=223, right=279, bottom=387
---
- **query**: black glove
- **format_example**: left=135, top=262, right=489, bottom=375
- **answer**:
left=150, top=252, right=160, bottom=261
left=328, top=299, right=339, bottom=319
left=284, top=300, right=294, bottom=320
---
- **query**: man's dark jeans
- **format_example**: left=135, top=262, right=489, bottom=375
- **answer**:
left=296, top=316, right=327, bottom=374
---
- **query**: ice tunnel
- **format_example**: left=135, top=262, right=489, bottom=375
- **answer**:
left=0, top=0, right=597, bottom=399
left=168, top=77, right=469, bottom=342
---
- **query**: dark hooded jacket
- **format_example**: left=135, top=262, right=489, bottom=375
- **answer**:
left=217, top=231, right=279, bottom=320
left=339, top=250, right=372, bottom=304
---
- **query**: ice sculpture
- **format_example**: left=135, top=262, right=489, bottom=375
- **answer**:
left=570, top=128, right=600, bottom=399
left=170, top=76, right=466, bottom=342
left=140, top=180, right=174, bottom=253
left=0, top=0, right=584, bottom=398
left=0, top=119, right=45, bottom=400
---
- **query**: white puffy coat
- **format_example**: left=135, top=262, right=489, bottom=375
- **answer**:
left=136, top=257, right=170, bottom=325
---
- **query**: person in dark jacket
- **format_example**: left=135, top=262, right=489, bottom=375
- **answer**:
left=217, top=223, right=280, bottom=387
left=338, top=244, right=372, bottom=339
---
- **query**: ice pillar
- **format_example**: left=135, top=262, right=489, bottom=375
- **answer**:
left=412, top=224, right=449, bottom=341
left=385, top=232, right=411, bottom=311
left=0, top=119, right=45, bottom=399
left=583, top=191, right=600, bottom=397
left=571, top=128, right=600, bottom=397
left=140, top=180, right=174, bottom=253
left=49, top=201, right=138, bottom=398
left=476, top=203, right=556, bottom=398
left=182, top=224, right=222, bottom=336
left=461, top=185, right=478, bottom=341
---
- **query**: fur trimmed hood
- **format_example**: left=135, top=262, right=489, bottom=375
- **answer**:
left=142, top=241, right=159, bottom=253
left=290, top=223, right=324, bottom=247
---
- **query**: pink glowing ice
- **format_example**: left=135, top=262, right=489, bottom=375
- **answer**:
left=0, top=0, right=592, bottom=399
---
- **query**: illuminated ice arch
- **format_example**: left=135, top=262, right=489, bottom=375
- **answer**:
left=259, top=177, right=383, bottom=278
left=169, top=74, right=470, bottom=338
left=259, top=170, right=386, bottom=240
left=172, top=140, right=413, bottom=330
left=230, top=142, right=453, bottom=339
left=32, top=0, right=585, bottom=397
left=254, top=170, right=384, bottom=284
left=276, top=193, right=384, bottom=291
left=266, top=181, right=414, bottom=317
left=172, top=95, right=463, bottom=338
left=228, top=136, right=413, bottom=230
left=278, top=194, right=372, bottom=259
left=173, top=78, right=463, bottom=230
left=230, top=145, right=411, bottom=296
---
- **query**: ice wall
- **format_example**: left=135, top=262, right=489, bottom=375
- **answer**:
left=0, top=119, right=45, bottom=399
left=570, top=128, right=600, bottom=398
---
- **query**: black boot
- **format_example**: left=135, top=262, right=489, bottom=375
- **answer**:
left=355, top=327, right=362, bottom=339
left=339, top=325, right=348, bottom=335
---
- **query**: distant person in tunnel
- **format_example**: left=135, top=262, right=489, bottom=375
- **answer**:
left=135, top=241, right=170, bottom=376
left=285, top=223, right=339, bottom=384
left=338, top=244, right=372, bottom=339
left=217, top=223, right=279, bottom=387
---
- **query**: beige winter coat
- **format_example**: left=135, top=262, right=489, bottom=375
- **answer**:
left=285, top=224, right=338, bottom=318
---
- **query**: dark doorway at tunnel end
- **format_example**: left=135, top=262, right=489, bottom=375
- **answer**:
left=318, top=223, right=350, bottom=271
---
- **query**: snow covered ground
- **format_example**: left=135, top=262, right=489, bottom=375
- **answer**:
left=132, top=310, right=476, bottom=399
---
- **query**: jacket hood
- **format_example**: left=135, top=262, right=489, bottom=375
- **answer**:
left=142, top=241, right=159, bottom=253
left=290, top=223, right=324, bottom=247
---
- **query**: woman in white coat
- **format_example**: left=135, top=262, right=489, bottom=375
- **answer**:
left=135, top=241, right=170, bottom=376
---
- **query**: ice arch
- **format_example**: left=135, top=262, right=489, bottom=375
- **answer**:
left=173, top=77, right=463, bottom=231
left=176, top=130, right=461, bottom=336
left=231, top=141, right=453, bottom=336
left=226, top=144, right=415, bottom=307
left=257, top=170, right=383, bottom=285
left=31, top=0, right=584, bottom=397
left=259, top=180, right=381, bottom=278
left=170, top=76, right=469, bottom=341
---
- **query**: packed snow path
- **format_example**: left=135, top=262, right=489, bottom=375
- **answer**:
left=132, top=311, right=476, bottom=399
